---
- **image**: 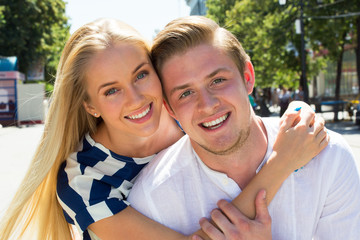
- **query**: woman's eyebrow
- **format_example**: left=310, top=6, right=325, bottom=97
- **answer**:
left=98, top=81, right=118, bottom=93
left=132, top=62, right=148, bottom=74
left=97, top=62, right=150, bottom=93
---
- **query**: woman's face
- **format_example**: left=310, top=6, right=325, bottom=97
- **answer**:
left=83, top=42, right=163, bottom=138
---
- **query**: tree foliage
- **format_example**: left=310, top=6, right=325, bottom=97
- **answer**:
left=206, top=0, right=236, bottom=26
left=0, top=0, right=69, bottom=83
left=206, top=0, right=357, bottom=91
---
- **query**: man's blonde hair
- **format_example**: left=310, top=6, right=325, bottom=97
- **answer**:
left=151, top=16, right=250, bottom=101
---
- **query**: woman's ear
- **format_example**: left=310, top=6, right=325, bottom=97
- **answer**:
left=244, top=61, right=255, bottom=95
left=163, top=99, right=177, bottom=120
left=83, top=101, right=99, bottom=118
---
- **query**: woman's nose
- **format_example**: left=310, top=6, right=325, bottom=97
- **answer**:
left=126, top=85, right=145, bottom=105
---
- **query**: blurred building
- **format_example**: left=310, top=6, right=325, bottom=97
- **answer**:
left=311, top=46, right=359, bottom=100
left=185, top=0, right=207, bottom=15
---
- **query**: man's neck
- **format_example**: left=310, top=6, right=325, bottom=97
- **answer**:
left=192, top=116, right=268, bottom=189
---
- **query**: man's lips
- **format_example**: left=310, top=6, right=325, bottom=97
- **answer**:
left=200, top=113, right=229, bottom=130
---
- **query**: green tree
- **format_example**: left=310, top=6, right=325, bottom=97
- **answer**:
left=207, top=0, right=297, bottom=87
left=0, top=0, right=69, bottom=83
left=206, top=0, right=236, bottom=26
left=206, top=0, right=357, bottom=96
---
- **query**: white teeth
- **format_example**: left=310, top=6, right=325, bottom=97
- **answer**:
left=128, top=105, right=150, bottom=119
left=202, top=114, right=228, bottom=128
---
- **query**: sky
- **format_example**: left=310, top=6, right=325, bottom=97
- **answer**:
left=65, top=0, right=191, bottom=41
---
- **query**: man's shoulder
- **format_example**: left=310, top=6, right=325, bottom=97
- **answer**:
left=128, top=135, right=197, bottom=207
left=261, top=117, right=280, bottom=127
left=261, top=116, right=356, bottom=169
left=132, top=135, right=194, bottom=187
left=301, top=128, right=358, bottom=186
left=322, top=130, right=355, bottom=162
left=260, top=117, right=281, bottom=139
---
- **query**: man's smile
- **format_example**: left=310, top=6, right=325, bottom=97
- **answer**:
left=200, top=113, right=230, bottom=130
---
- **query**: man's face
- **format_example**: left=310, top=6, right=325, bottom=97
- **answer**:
left=161, top=43, right=255, bottom=155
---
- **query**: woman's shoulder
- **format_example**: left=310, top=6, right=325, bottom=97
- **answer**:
left=74, top=133, right=151, bottom=166
left=59, top=133, right=152, bottom=188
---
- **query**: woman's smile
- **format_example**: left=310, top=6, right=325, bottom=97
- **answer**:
left=125, top=103, right=153, bottom=123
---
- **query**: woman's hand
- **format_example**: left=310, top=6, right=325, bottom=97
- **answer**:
left=273, top=102, right=329, bottom=172
left=192, top=190, right=272, bottom=240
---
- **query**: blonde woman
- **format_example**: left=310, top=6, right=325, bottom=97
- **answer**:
left=0, top=18, right=328, bottom=240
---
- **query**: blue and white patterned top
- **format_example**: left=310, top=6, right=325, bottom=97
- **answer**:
left=57, top=133, right=154, bottom=239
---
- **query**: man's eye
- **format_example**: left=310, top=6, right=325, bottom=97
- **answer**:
left=213, top=78, right=225, bottom=84
left=180, top=90, right=192, bottom=99
left=105, top=88, right=118, bottom=96
left=136, top=72, right=147, bottom=80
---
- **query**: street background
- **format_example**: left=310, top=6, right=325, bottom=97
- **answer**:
left=0, top=111, right=359, bottom=218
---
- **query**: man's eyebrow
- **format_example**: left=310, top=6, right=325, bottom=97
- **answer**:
left=206, top=67, right=229, bottom=79
left=169, top=83, right=191, bottom=97
left=98, top=62, right=149, bottom=93
left=169, top=68, right=230, bottom=96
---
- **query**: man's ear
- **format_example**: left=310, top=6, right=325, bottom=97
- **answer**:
left=163, top=99, right=177, bottom=120
left=244, top=61, right=255, bottom=95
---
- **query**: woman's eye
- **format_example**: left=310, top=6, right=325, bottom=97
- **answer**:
left=136, top=72, right=147, bottom=80
left=180, top=90, right=192, bottom=99
left=105, top=88, right=118, bottom=96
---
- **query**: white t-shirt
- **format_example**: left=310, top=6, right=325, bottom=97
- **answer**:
left=128, top=118, right=360, bottom=239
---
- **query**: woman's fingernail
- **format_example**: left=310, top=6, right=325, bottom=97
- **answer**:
left=295, top=107, right=302, bottom=111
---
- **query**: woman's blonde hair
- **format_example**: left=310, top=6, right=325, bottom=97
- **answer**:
left=0, top=18, right=149, bottom=240
left=151, top=16, right=250, bottom=102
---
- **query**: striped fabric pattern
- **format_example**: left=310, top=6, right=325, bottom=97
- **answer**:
left=57, top=133, right=153, bottom=239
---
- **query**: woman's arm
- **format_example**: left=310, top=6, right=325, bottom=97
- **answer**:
left=89, top=198, right=270, bottom=240
left=88, top=206, right=190, bottom=240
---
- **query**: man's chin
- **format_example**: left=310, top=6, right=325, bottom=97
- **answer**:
left=197, top=141, right=243, bottom=156
left=193, top=129, right=250, bottom=156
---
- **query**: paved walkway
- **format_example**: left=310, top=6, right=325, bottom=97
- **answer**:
left=0, top=124, right=44, bottom=217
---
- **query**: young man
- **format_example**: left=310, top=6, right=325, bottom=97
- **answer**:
left=128, top=16, right=360, bottom=239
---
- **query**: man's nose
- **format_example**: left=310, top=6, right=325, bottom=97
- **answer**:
left=197, top=89, right=220, bottom=113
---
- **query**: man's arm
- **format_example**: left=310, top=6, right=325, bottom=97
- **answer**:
left=193, top=190, right=272, bottom=240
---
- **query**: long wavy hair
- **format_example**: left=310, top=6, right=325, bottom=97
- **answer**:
left=0, top=18, right=150, bottom=240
